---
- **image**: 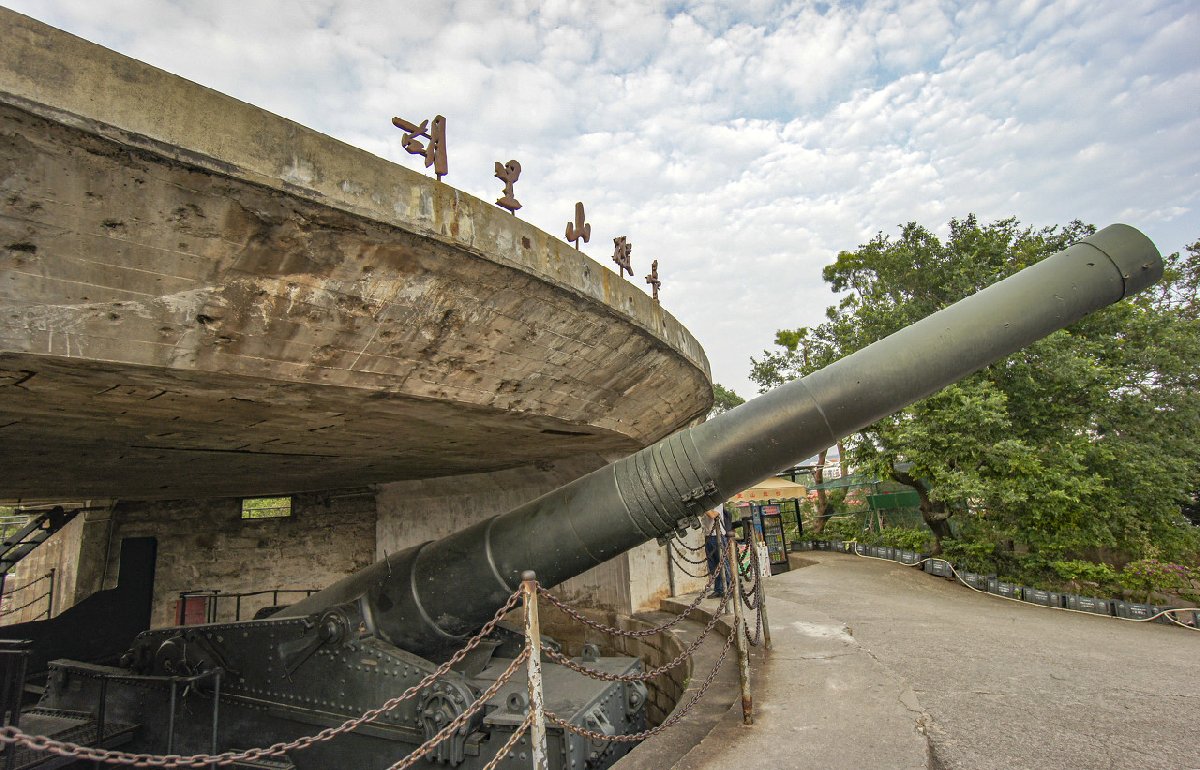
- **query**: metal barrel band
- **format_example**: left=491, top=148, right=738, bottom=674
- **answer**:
left=0, top=588, right=525, bottom=766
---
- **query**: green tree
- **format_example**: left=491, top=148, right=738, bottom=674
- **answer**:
left=710, top=383, right=745, bottom=416
left=759, top=216, right=1200, bottom=561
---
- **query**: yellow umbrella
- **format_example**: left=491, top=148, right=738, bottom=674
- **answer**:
left=730, top=476, right=808, bottom=504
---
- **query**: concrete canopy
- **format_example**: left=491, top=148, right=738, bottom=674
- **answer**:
left=0, top=10, right=712, bottom=502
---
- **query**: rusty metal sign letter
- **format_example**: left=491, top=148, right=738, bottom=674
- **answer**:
left=565, top=202, right=590, bottom=250
left=494, top=160, right=522, bottom=214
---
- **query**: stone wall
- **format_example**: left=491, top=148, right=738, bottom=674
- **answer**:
left=101, top=490, right=376, bottom=628
left=536, top=604, right=689, bottom=728
left=0, top=513, right=84, bottom=625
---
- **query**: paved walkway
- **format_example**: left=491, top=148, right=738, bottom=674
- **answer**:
left=674, top=551, right=1199, bottom=770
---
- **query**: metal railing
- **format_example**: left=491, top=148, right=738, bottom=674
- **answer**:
left=176, top=587, right=317, bottom=625
left=0, top=570, right=55, bottom=623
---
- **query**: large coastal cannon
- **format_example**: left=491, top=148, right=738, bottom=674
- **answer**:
left=34, top=224, right=1161, bottom=769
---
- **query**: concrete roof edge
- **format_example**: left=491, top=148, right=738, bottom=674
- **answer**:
left=0, top=8, right=712, bottom=389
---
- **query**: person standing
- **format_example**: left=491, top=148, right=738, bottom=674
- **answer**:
left=704, top=504, right=734, bottom=598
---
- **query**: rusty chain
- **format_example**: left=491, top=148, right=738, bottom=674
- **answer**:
left=669, top=540, right=709, bottom=565
left=742, top=602, right=764, bottom=647
left=0, top=591, right=51, bottom=617
left=0, top=589, right=525, bottom=767
left=545, top=629, right=733, bottom=743
left=1, top=572, right=52, bottom=595
left=537, top=547, right=727, bottom=639
left=667, top=546, right=710, bottom=579
left=540, top=590, right=731, bottom=683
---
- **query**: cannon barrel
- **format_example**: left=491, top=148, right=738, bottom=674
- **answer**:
left=279, top=223, right=1162, bottom=657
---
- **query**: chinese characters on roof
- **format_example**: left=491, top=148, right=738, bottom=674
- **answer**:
left=494, top=160, right=522, bottom=214
left=391, top=115, right=447, bottom=181
left=612, top=236, right=633, bottom=278
left=565, top=202, right=591, bottom=249
left=391, top=114, right=661, bottom=302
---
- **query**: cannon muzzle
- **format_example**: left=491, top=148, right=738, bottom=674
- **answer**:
left=279, top=223, right=1162, bottom=657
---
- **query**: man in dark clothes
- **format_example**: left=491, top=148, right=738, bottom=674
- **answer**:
left=703, top=503, right=734, bottom=598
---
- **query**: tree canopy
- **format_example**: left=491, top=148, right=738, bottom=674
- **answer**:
left=752, top=215, right=1200, bottom=564
left=710, top=383, right=745, bottom=417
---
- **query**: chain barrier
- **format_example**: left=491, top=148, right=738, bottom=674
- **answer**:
left=0, top=572, right=52, bottom=596
left=544, top=630, right=734, bottom=743
left=0, top=589, right=525, bottom=767
left=0, top=591, right=51, bottom=617
left=672, top=539, right=705, bottom=563
left=742, top=601, right=764, bottom=647
left=667, top=546, right=711, bottom=579
left=540, top=590, right=732, bottom=683
left=670, top=540, right=709, bottom=565
left=537, top=562, right=720, bottom=639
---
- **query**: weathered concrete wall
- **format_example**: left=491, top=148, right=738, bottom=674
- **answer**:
left=101, top=491, right=375, bottom=628
left=0, top=8, right=713, bottom=505
left=0, top=514, right=84, bottom=625
left=0, top=9, right=708, bottom=376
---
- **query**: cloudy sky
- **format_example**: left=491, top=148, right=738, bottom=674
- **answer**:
left=6, top=0, right=1197, bottom=399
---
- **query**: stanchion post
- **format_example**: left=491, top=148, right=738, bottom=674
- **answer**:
left=521, top=571, right=549, bottom=770
left=747, top=536, right=772, bottom=650
left=725, top=536, right=753, bottom=725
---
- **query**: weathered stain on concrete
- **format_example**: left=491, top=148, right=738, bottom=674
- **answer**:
left=0, top=9, right=713, bottom=501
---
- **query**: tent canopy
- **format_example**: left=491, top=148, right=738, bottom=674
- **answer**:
left=730, top=476, right=808, bottom=504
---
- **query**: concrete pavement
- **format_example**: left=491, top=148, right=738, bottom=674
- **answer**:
left=663, top=550, right=1199, bottom=769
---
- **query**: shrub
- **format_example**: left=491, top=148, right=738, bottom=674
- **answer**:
left=940, top=537, right=1001, bottom=574
left=878, top=526, right=934, bottom=551
left=1118, top=559, right=1193, bottom=596
left=820, top=515, right=865, bottom=542
left=1050, top=559, right=1118, bottom=585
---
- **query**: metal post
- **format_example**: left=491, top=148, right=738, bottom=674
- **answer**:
left=235, top=595, right=242, bottom=623
left=166, top=680, right=177, bottom=754
left=746, top=533, right=772, bottom=651
left=96, top=677, right=108, bottom=742
left=725, top=536, right=753, bottom=725
left=520, top=571, right=548, bottom=770
left=211, top=669, right=222, bottom=768
left=46, top=568, right=55, bottom=618
left=664, top=540, right=676, bottom=597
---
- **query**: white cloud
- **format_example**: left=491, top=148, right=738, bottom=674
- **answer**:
left=4, top=0, right=1197, bottom=402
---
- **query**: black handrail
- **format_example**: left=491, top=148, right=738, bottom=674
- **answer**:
left=177, top=587, right=318, bottom=625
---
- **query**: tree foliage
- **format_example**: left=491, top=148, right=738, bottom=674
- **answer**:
left=710, top=383, right=745, bottom=417
left=755, top=216, right=1200, bottom=563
